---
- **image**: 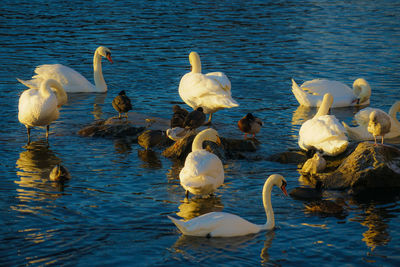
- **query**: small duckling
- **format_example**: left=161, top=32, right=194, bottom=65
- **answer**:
left=49, top=164, right=71, bottom=182
left=305, top=198, right=347, bottom=215
left=183, top=107, right=206, bottom=130
left=112, top=90, right=132, bottom=119
left=171, top=105, right=189, bottom=128
left=300, top=152, right=326, bottom=176
left=237, top=113, right=263, bottom=139
left=138, top=129, right=166, bottom=150
left=368, top=110, right=391, bottom=145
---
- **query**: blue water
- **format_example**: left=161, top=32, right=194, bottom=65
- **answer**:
left=1, top=0, right=400, bottom=266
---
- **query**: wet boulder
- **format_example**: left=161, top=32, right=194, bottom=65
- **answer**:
left=301, top=142, right=400, bottom=195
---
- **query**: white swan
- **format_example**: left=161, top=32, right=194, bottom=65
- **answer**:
left=179, top=51, right=239, bottom=123
left=18, top=79, right=67, bottom=144
left=342, top=101, right=400, bottom=141
left=298, top=93, right=349, bottom=156
left=179, top=128, right=224, bottom=198
left=168, top=174, right=288, bottom=237
left=17, top=46, right=112, bottom=93
left=292, top=78, right=371, bottom=107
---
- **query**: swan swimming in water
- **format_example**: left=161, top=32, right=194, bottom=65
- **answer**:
left=298, top=93, right=349, bottom=156
left=168, top=174, right=288, bottom=237
left=292, top=78, right=371, bottom=108
left=18, top=79, right=67, bottom=144
left=342, top=101, right=400, bottom=141
left=18, top=46, right=112, bottom=93
left=179, top=128, right=224, bottom=199
left=179, top=51, right=239, bottom=124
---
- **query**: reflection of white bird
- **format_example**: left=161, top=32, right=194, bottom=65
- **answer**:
left=168, top=174, right=288, bottom=237
left=17, top=46, right=112, bottom=93
left=179, top=128, right=224, bottom=199
left=342, top=101, right=400, bottom=141
left=292, top=78, right=371, bottom=107
left=368, top=110, right=391, bottom=145
left=179, top=51, right=239, bottom=124
left=298, top=93, right=349, bottom=156
left=300, top=152, right=326, bottom=176
left=18, top=79, right=67, bottom=144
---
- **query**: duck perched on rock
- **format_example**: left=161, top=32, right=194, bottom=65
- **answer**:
left=49, top=164, right=71, bottom=182
left=112, top=90, right=132, bottom=119
left=368, top=110, right=391, bottom=145
left=238, top=113, right=263, bottom=139
left=171, top=105, right=189, bottom=128
left=183, top=107, right=206, bottom=130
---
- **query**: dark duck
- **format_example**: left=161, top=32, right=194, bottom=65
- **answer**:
left=112, top=90, right=132, bottom=119
left=238, top=113, right=263, bottom=139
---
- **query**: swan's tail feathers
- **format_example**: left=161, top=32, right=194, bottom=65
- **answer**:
left=291, top=78, right=307, bottom=106
left=218, top=97, right=239, bottom=108
left=17, top=78, right=41, bottom=89
left=168, top=216, right=188, bottom=234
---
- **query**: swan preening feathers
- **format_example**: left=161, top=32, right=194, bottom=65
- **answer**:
left=179, top=51, right=239, bottom=124
left=18, top=79, right=67, bottom=144
left=179, top=128, right=224, bottom=199
left=298, top=93, right=349, bottom=156
left=169, top=174, right=287, bottom=237
left=18, top=46, right=112, bottom=93
left=292, top=78, right=371, bottom=108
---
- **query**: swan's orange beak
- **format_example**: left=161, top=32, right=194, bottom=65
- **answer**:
left=106, top=54, right=113, bottom=64
left=281, top=181, right=288, bottom=196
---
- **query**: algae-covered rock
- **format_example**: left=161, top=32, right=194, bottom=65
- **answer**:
left=302, top=142, right=400, bottom=194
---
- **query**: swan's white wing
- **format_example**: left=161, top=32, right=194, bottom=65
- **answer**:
left=299, top=115, right=348, bottom=156
left=179, top=150, right=224, bottom=195
left=169, top=212, right=260, bottom=237
left=32, top=64, right=95, bottom=93
left=179, top=72, right=238, bottom=114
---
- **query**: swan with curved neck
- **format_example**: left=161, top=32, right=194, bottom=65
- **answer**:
left=169, top=174, right=288, bottom=237
left=18, top=79, right=67, bottom=144
left=179, top=128, right=224, bottom=199
left=292, top=78, right=371, bottom=107
left=179, top=51, right=239, bottom=124
left=342, top=101, right=400, bottom=141
left=298, top=93, right=349, bottom=156
left=18, top=46, right=112, bottom=93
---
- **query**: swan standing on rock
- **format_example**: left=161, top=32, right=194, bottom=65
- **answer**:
left=179, top=51, right=239, bottom=124
left=298, top=93, right=349, bottom=156
left=368, top=110, right=391, bottom=145
left=18, top=46, right=112, bottom=93
left=342, top=101, right=400, bottom=141
left=168, top=174, right=288, bottom=237
left=292, top=78, right=371, bottom=107
left=179, top=128, right=224, bottom=199
left=18, top=79, right=67, bottom=144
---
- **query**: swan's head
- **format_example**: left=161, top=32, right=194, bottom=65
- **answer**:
left=352, top=78, right=371, bottom=105
left=49, top=164, right=71, bottom=182
left=268, top=174, right=288, bottom=196
left=189, top=51, right=201, bottom=73
left=96, top=46, right=113, bottom=63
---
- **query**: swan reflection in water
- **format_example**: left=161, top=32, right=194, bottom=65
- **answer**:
left=66, top=93, right=106, bottom=120
left=15, top=141, right=68, bottom=204
left=176, top=195, right=224, bottom=221
left=170, top=230, right=275, bottom=265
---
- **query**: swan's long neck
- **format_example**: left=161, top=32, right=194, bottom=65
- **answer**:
left=190, top=52, right=202, bottom=73
left=93, top=50, right=107, bottom=92
left=389, top=101, right=400, bottom=125
left=314, top=93, right=333, bottom=118
left=353, top=78, right=371, bottom=104
left=260, top=178, right=275, bottom=230
left=192, top=134, right=206, bottom=152
left=39, top=79, right=56, bottom=98
left=49, top=81, right=67, bottom=107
